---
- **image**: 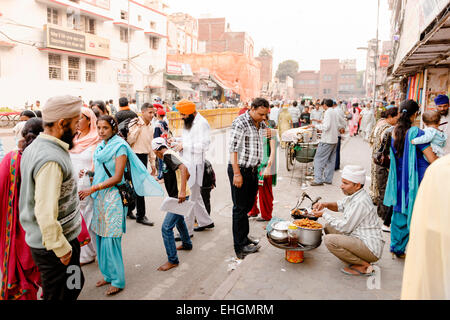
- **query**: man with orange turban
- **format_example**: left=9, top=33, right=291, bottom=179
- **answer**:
left=171, top=100, right=215, bottom=239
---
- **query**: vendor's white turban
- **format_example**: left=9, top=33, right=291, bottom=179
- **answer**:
left=342, top=165, right=366, bottom=185
left=42, top=95, right=82, bottom=123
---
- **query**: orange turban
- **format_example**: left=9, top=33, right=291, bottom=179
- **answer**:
left=176, top=99, right=196, bottom=115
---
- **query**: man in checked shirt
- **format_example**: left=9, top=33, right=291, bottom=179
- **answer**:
left=228, top=98, right=273, bottom=259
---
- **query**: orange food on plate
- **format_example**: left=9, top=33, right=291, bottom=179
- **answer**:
left=293, top=218, right=323, bottom=229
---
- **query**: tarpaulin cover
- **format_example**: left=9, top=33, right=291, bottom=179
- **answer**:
left=167, top=52, right=261, bottom=101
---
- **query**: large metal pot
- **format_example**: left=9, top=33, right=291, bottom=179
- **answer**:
left=298, top=226, right=323, bottom=246
left=269, top=221, right=290, bottom=243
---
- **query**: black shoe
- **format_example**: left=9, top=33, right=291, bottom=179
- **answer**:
left=236, top=244, right=260, bottom=259
left=175, top=234, right=194, bottom=242
left=246, top=237, right=260, bottom=246
left=136, top=217, right=154, bottom=226
left=194, top=223, right=215, bottom=232
left=310, top=182, right=324, bottom=186
left=127, top=212, right=137, bottom=220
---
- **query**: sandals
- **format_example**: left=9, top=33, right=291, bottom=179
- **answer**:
left=340, top=265, right=375, bottom=277
left=106, top=286, right=123, bottom=296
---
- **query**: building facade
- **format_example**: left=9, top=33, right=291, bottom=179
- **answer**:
left=0, top=0, right=167, bottom=109
left=255, top=53, right=273, bottom=93
left=197, top=17, right=254, bottom=59
left=295, top=59, right=362, bottom=100
left=167, top=12, right=198, bottom=55
left=386, top=0, right=450, bottom=113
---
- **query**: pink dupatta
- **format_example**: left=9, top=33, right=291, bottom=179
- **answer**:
left=0, top=151, right=41, bottom=300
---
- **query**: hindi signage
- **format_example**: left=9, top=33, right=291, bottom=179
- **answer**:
left=44, top=25, right=110, bottom=58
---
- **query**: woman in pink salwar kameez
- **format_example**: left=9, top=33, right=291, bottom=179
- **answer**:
left=348, top=104, right=361, bottom=137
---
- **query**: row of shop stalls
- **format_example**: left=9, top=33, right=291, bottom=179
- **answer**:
left=385, top=1, right=450, bottom=126
left=164, top=65, right=241, bottom=109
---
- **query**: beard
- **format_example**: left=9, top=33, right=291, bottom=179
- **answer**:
left=61, top=126, right=76, bottom=150
left=183, top=114, right=195, bottom=130
left=440, top=108, right=449, bottom=117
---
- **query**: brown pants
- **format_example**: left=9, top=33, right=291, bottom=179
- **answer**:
left=324, top=225, right=379, bottom=266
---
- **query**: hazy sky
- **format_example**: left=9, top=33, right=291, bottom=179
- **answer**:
left=167, top=0, right=391, bottom=72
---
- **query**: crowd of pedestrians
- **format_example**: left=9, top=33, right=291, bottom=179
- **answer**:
left=0, top=95, right=217, bottom=300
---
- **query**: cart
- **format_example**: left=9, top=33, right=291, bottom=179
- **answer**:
left=282, top=127, right=320, bottom=187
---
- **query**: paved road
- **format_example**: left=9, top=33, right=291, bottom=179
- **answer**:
left=1, top=129, right=404, bottom=300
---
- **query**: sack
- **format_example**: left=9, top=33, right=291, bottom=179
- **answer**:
left=202, top=159, right=216, bottom=189
left=373, top=130, right=392, bottom=168
left=102, top=161, right=137, bottom=209
left=345, top=112, right=353, bottom=120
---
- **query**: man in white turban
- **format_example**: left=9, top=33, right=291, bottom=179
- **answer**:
left=312, top=165, right=385, bottom=276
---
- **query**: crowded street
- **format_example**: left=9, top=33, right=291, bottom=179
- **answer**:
left=1, top=0, right=450, bottom=308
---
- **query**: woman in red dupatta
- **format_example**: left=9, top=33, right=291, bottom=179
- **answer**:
left=0, top=118, right=43, bottom=300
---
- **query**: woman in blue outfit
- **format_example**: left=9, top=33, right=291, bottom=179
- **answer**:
left=79, top=115, right=163, bottom=296
left=384, top=100, right=437, bottom=258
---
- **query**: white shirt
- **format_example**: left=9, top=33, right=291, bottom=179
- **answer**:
left=334, top=107, right=347, bottom=136
left=288, top=106, right=300, bottom=123
left=269, top=107, right=280, bottom=125
left=315, top=107, right=339, bottom=144
left=129, top=103, right=139, bottom=113
left=323, top=189, right=385, bottom=259
left=310, top=108, right=324, bottom=125
left=179, top=113, right=211, bottom=187
left=440, top=113, right=450, bottom=155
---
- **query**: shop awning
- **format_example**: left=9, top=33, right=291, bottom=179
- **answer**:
left=210, top=74, right=231, bottom=91
left=393, top=7, right=450, bottom=77
left=167, top=80, right=194, bottom=92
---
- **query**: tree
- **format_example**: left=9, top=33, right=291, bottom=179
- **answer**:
left=275, top=60, right=299, bottom=82
left=258, top=48, right=273, bottom=57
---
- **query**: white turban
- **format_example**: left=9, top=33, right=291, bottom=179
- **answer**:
left=342, top=165, right=366, bottom=185
left=42, top=95, right=82, bottom=123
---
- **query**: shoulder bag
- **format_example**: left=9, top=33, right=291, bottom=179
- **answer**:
left=102, top=161, right=137, bottom=209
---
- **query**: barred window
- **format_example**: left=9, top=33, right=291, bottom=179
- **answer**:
left=68, top=56, right=80, bottom=81
left=120, top=27, right=129, bottom=43
left=86, top=59, right=96, bottom=82
left=47, top=7, right=59, bottom=25
left=48, top=53, right=62, bottom=80
left=150, top=37, right=159, bottom=50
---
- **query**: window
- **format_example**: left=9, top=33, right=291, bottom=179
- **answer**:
left=120, top=27, right=129, bottom=42
left=150, top=21, right=156, bottom=30
left=48, top=53, right=62, bottom=80
left=67, top=14, right=95, bottom=34
left=47, top=7, right=59, bottom=25
left=120, top=10, right=128, bottom=20
left=323, top=88, right=331, bottom=94
left=323, top=75, right=332, bottom=81
left=68, top=56, right=80, bottom=81
left=86, top=59, right=96, bottom=82
left=85, top=17, right=96, bottom=34
left=150, top=36, right=159, bottom=50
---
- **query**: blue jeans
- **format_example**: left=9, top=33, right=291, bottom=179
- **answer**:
left=313, top=142, right=337, bottom=184
left=161, top=210, right=193, bottom=264
left=157, top=158, right=164, bottom=180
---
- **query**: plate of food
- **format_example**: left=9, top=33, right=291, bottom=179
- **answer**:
left=291, top=207, right=319, bottom=221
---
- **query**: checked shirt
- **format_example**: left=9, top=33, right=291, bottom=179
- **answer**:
left=229, top=111, right=267, bottom=168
